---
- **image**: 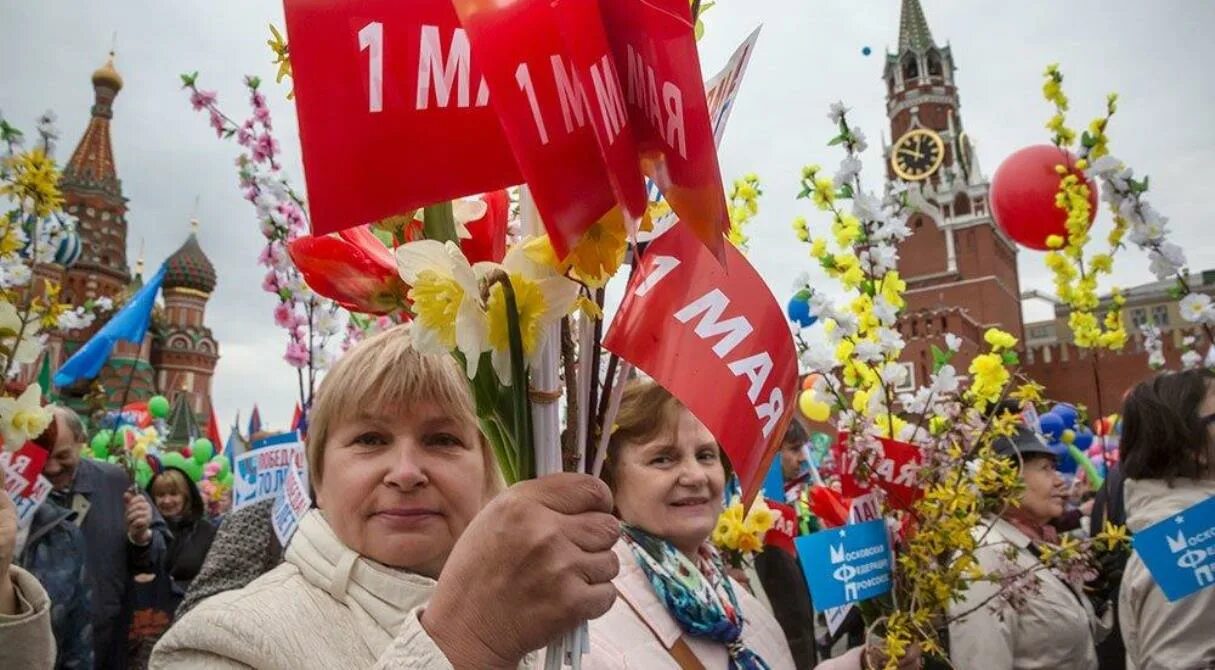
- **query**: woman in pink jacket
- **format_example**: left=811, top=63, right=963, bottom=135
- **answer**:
left=586, top=380, right=913, bottom=670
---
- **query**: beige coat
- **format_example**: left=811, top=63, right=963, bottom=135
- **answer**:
left=948, top=517, right=1108, bottom=670
left=0, top=565, right=55, bottom=669
left=583, top=539, right=864, bottom=670
left=151, top=509, right=455, bottom=669
left=1119, top=477, right=1215, bottom=670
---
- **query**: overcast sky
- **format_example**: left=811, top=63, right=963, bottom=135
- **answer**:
left=2, top=1, right=1212, bottom=434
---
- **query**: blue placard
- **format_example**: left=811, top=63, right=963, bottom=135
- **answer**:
left=762, top=457, right=785, bottom=503
left=795, top=518, right=892, bottom=612
left=1131, top=495, right=1215, bottom=602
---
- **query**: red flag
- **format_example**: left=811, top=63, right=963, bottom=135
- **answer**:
left=599, top=0, right=730, bottom=260
left=283, top=0, right=522, bottom=236
left=290, top=403, right=303, bottom=432
left=450, top=0, right=626, bottom=258
left=763, top=500, right=799, bottom=556
left=0, top=443, right=48, bottom=497
left=207, top=406, right=222, bottom=450
left=604, top=225, right=797, bottom=502
left=832, top=433, right=924, bottom=511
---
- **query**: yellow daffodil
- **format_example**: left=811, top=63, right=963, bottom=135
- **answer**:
left=0, top=383, right=51, bottom=450
left=396, top=240, right=489, bottom=378
left=479, top=242, right=580, bottom=385
left=526, top=208, right=629, bottom=289
left=743, top=497, right=776, bottom=536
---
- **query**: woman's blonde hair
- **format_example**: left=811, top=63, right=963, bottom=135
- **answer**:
left=150, top=468, right=191, bottom=500
left=306, top=323, right=502, bottom=495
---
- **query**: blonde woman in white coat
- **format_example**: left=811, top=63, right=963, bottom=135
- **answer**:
left=152, top=324, right=621, bottom=669
left=1117, top=370, right=1215, bottom=670
left=948, top=426, right=1110, bottom=670
left=585, top=380, right=915, bottom=670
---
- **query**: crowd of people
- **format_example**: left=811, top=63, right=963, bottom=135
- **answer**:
left=1, top=324, right=1213, bottom=669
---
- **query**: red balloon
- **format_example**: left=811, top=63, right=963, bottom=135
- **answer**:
left=990, top=145, right=1098, bottom=251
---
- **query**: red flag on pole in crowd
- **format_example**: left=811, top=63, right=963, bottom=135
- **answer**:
left=290, top=403, right=303, bottom=432
left=604, top=225, right=798, bottom=502
left=206, top=406, right=221, bottom=447
left=282, top=0, right=522, bottom=236
left=449, top=0, right=629, bottom=258
left=597, top=0, right=731, bottom=261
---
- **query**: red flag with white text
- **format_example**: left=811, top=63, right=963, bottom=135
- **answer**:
left=283, top=0, right=522, bottom=236
left=604, top=225, right=798, bottom=502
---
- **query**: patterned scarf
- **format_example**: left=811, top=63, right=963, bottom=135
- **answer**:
left=621, top=524, right=770, bottom=670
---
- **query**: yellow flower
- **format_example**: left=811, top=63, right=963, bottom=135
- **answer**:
left=1046, top=235, right=1065, bottom=249
left=880, top=272, right=906, bottom=309
left=482, top=243, right=580, bottom=385
left=0, top=300, right=43, bottom=365
left=812, top=177, right=836, bottom=209
left=809, top=238, right=827, bottom=259
left=744, top=497, right=776, bottom=535
left=396, top=240, right=489, bottom=378
left=736, top=531, right=763, bottom=554
left=0, top=149, right=63, bottom=218
left=801, top=164, right=821, bottom=180
left=0, top=383, right=52, bottom=449
left=573, top=294, right=603, bottom=320
left=1100, top=521, right=1130, bottom=552
left=968, top=353, right=1009, bottom=408
left=983, top=328, right=1017, bottom=352
left=533, top=208, right=629, bottom=289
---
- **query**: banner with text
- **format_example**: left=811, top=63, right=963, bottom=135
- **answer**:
left=284, top=0, right=522, bottom=236
left=599, top=0, right=730, bottom=259
left=451, top=0, right=623, bottom=258
left=604, top=224, right=797, bottom=501
left=2, top=462, right=52, bottom=529
left=272, top=460, right=313, bottom=546
left=234, top=432, right=308, bottom=511
left=1132, top=495, right=1215, bottom=602
left=833, top=434, right=923, bottom=511
left=796, top=518, right=892, bottom=612
left=0, top=443, right=48, bottom=497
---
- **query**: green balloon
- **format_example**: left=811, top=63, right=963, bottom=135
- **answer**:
left=91, top=440, right=109, bottom=460
left=220, top=471, right=234, bottom=487
left=148, top=395, right=171, bottom=419
left=810, top=432, right=832, bottom=453
left=210, top=455, right=230, bottom=479
left=162, top=451, right=188, bottom=471
left=182, top=459, right=203, bottom=482
left=192, top=438, right=215, bottom=465
left=135, top=469, right=152, bottom=489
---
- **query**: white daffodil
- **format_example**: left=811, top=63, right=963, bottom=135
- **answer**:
left=451, top=197, right=489, bottom=240
left=396, top=239, right=489, bottom=378
left=1179, top=293, right=1213, bottom=324
left=0, top=383, right=52, bottom=450
left=475, top=240, right=579, bottom=385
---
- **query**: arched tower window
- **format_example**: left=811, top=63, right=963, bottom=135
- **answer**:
left=902, top=54, right=919, bottom=81
left=926, top=51, right=943, bottom=77
left=953, top=193, right=971, bottom=216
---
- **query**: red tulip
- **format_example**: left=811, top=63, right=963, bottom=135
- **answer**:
left=808, top=485, right=851, bottom=528
left=459, top=190, right=510, bottom=264
left=288, top=225, right=408, bottom=315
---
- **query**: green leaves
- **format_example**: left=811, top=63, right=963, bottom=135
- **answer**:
left=931, top=344, right=952, bottom=373
left=179, top=72, right=199, bottom=88
left=422, top=201, right=459, bottom=244
left=1001, top=350, right=1020, bottom=366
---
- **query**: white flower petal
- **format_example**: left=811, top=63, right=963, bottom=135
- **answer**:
left=396, top=240, right=454, bottom=284
left=454, top=298, right=489, bottom=379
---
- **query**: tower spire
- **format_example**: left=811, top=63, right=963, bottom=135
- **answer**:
left=898, top=0, right=937, bottom=53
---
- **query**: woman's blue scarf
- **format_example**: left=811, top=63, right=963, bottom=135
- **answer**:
left=621, top=524, right=770, bottom=670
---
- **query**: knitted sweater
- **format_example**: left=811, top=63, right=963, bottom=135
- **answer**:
left=176, top=498, right=281, bottom=618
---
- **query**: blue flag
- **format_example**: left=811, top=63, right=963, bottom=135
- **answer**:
left=795, top=518, right=893, bottom=612
left=54, top=264, right=167, bottom=387
left=1131, top=495, right=1215, bottom=602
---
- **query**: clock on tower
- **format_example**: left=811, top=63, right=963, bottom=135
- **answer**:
left=890, top=128, right=944, bottom=181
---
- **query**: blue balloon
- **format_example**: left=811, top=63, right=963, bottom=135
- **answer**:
left=1039, top=413, right=1065, bottom=441
left=1051, top=404, right=1079, bottom=430
left=787, top=296, right=817, bottom=328
left=1073, top=432, right=1094, bottom=451
left=1049, top=441, right=1078, bottom=475
left=861, top=46, right=872, bottom=56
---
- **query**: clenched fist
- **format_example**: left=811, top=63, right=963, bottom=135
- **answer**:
left=422, top=473, right=621, bottom=669
left=124, top=490, right=153, bottom=546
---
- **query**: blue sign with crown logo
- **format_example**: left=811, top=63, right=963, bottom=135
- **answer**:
left=1132, top=495, right=1215, bottom=602
left=795, top=518, right=892, bottom=612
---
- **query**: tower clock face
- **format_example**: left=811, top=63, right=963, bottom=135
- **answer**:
left=891, top=129, right=945, bottom=181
